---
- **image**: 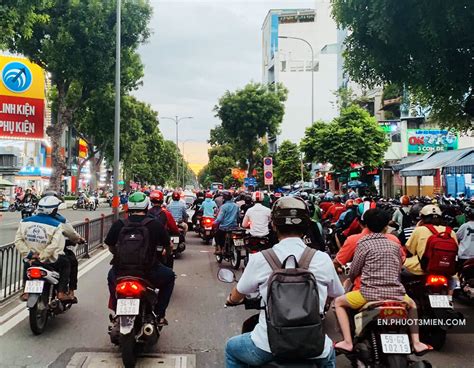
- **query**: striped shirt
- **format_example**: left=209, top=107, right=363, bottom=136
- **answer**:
left=350, top=233, right=406, bottom=302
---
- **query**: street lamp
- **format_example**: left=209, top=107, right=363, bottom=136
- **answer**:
left=161, top=116, right=193, bottom=186
left=278, top=35, right=315, bottom=124
left=113, top=0, right=121, bottom=220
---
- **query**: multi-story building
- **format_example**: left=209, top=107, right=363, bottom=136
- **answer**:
left=262, top=1, right=346, bottom=147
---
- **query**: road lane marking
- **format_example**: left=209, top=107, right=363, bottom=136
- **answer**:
left=0, top=248, right=111, bottom=336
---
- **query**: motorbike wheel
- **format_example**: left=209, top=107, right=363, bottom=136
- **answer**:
left=215, top=254, right=223, bottom=263
left=421, top=326, right=446, bottom=350
left=29, top=295, right=49, bottom=335
left=72, top=204, right=77, bottom=210
left=120, top=333, right=137, bottom=368
left=8, top=204, right=16, bottom=212
left=386, top=354, right=408, bottom=368
left=205, top=238, right=211, bottom=245
left=230, top=245, right=241, bottom=270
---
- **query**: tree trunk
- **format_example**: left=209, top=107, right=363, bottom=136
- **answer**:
left=90, top=154, right=103, bottom=192
left=75, top=159, right=85, bottom=195
left=247, top=152, right=255, bottom=178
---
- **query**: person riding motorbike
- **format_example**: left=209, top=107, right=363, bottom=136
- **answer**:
left=392, top=195, right=412, bottom=233
left=105, top=192, right=175, bottom=326
left=14, top=196, right=74, bottom=302
left=398, top=204, right=423, bottom=246
left=456, top=205, right=474, bottom=269
left=167, top=191, right=189, bottom=233
left=242, top=191, right=271, bottom=238
left=335, top=199, right=357, bottom=232
left=322, top=196, right=345, bottom=224
left=200, top=191, right=218, bottom=218
left=333, top=208, right=432, bottom=355
left=224, top=196, right=344, bottom=367
left=213, top=191, right=239, bottom=255
left=239, top=194, right=254, bottom=217
left=191, top=191, right=206, bottom=225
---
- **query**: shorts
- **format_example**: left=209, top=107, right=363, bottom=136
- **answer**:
left=345, top=290, right=412, bottom=309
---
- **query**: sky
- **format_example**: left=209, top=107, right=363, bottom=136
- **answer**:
left=134, top=0, right=315, bottom=173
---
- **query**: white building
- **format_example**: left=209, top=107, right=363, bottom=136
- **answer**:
left=262, top=1, right=346, bottom=145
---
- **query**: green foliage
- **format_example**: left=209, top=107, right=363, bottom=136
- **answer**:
left=214, top=82, right=288, bottom=176
left=331, top=0, right=474, bottom=131
left=382, top=84, right=402, bottom=101
left=274, top=140, right=308, bottom=187
left=301, top=105, right=389, bottom=172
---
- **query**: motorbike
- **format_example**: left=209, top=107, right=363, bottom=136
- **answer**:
left=402, top=273, right=464, bottom=350
left=454, top=259, right=474, bottom=303
left=322, top=220, right=339, bottom=255
left=109, top=276, right=161, bottom=368
left=170, top=222, right=186, bottom=257
left=193, top=210, right=203, bottom=234
left=243, top=234, right=270, bottom=266
left=21, top=202, right=36, bottom=219
left=215, top=228, right=246, bottom=270
left=23, top=264, right=75, bottom=335
left=72, top=197, right=94, bottom=211
left=9, top=199, right=21, bottom=212
left=199, top=216, right=215, bottom=244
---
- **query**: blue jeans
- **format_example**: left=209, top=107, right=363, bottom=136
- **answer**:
left=225, top=333, right=336, bottom=368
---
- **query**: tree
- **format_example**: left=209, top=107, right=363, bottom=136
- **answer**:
left=331, top=0, right=474, bottom=131
left=274, top=140, right=308, bottom=187
left=214, top=82, right=288, bottom=176
left=0, top=0, right=152, bottom=190
left=301, top=105, right=389, bottom=172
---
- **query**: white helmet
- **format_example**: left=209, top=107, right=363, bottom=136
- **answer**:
left=37, top=196, right=62, bottom=215
left=252, top=191, right=264, bottom=203
left=420, top=204, right=442, bottom=217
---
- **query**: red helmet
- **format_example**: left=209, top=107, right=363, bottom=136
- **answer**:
left=354, top=198, right=363, bottom=204
left=172, top=191, right=181, bottom=201
left=400, top=195, right=410, bottom=206
left=205, top=192, right=213, bottom=199
left=345, top=199, right=354, bottom=208
left=150, top=190, right=164, bottom=203
left=252, top=191, right=264, bottom=203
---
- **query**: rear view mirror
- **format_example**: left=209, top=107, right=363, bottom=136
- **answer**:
left=217, top=268, right=235, bottom=283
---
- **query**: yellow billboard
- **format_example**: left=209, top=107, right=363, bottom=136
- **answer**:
left=0, top=55, right=45, bottom=100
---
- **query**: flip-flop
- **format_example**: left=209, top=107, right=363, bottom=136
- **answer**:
left=333, top=341, right=353, bottom=355
left=414, top=344, right=434, bottom=356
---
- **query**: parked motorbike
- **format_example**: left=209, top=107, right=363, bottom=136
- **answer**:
left=215, top=228, right=246, bottom=270
left=23, top=265, right=75, bottom=335
left=454, top=259, right=474, bottom=303
left=199, top=216, right=215, bottom=244
left=72, top=197, right=94, bottom=211
left=109, top=277, right=161, bottom=368
left=403, top=273, right=464, bottom=350
left=243, top=235, right=270, bottom=266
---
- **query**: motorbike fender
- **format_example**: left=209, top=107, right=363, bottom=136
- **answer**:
left=119, top=316, right=136, bottom=335
left=431, top=308, right=464, bottom=329
left=27, top=293, right=41, bottom=309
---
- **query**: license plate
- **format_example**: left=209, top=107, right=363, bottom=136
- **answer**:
left=116, top=299, right=140, bottom=315
left=205, top=230, right=211, bottom=235
left=24, top=280, right=44, bottom=293
left=234, top=239, right=244, bottom=247
left=380, top=334, right=411, bottom=354
left=171, top=236, right=180, bottom=244
left=429, top=295, right=452, bottom=308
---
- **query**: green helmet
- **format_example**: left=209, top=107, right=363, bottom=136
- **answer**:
left=127, top=192, right=150, bottom=211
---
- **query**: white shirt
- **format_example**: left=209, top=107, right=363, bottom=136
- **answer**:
left=237, top=237, right=344, bottom=358
left=242, top=203, right=271, bottom=237
left=457, top=221, right=474, bottom=259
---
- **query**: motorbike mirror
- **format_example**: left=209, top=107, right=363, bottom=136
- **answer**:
left=217, top=268, right=236, bottom=283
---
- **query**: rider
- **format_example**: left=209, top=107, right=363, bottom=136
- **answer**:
left=239, top=194, right=254, bottom=217
left=334, top=208, right=432, bottom=355
left=167, top=191, right=189, bottom=233
left=200, top=191, right=218, bottom=218
left=149, top=190, right=180, bottom=235
left=242, top=191, right=271, bottom=238
left=15, top=196, right=73, bottom=301
left=225, top=196, right=344, bottom=367
left=392, top=195, right=412, bottom=233
left=191, top=191, right=205, bottom=225
left=105, top=192, right=175, bottom=325
left=322, top=196, right=346, bottom=224
left=214, top=191, right=239, bottom=255
left=456, top=205, right=474, bottom=268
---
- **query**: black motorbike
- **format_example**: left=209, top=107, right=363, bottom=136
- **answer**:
left=21, top=202, right=36, bottom=219
left=72, top=197, right=94, bottom=211
left=403, top=273, right=464, bottom=350
left=170, top=222, right=186, bottom=258
left=215, top=228, right=246, bottom=270
left=454, top=259, right=474, bottom=303
left=109, top=276, right=161, bottom=368
left=243, top=235, right=271, bottom=266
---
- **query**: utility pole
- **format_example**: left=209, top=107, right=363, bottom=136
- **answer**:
left=112, top=0, right=121, bottom=220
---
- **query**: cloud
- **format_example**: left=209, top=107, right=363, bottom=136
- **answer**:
left=134, top=0, right=315, bottom=164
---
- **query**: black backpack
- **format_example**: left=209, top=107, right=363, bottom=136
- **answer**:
left=262, top=247, right=325, bottom=360
left=116, top=218, right=155, bottom=275
left=148, top=207, right=168, bottom=226
left=400, top=208, right=412, bottom=229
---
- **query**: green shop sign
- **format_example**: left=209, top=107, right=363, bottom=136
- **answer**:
left=407, top=129, right=458, bottom=154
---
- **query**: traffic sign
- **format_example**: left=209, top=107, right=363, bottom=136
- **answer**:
left=263, top=157, right=274, bottom=186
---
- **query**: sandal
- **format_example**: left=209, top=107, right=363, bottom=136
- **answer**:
left=333, top=341, right=353, bottom=355
left=414, top=344, right=433, bottom=356
left=20, top=293, right=29, bottom=302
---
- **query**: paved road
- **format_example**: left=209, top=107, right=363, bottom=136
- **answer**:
left=0, top=207, right=113, bottom=246
left=0, top=232, right=472, bottom=367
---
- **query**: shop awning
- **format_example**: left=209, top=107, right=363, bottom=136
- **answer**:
left=442, top=151, right=474, bottom=175
left=392, top=153, right=431, bottom=171
left=400, top=148, right=474, bottom=177
left=0, top=178, right=15, bottom=187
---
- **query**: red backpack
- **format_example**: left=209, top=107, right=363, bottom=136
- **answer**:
left=420, top=224, right=458, bottom=276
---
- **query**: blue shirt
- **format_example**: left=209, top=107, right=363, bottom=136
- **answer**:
left=215, top=201, right=239, bottom=230
left=200, top=198, right=217, bottom=218
left=168, top=200, right=188, bottom=222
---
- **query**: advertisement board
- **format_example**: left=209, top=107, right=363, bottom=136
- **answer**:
left=0, top=55, right=45, bottom=140
left=407, top=129, right=458, bottom=153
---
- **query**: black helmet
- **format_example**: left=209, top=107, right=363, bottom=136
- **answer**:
left=271, top=196, right=310, bottom=232
left=222, top=190, right=232, bottom=201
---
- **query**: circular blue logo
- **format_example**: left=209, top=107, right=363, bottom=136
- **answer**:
left=2, top=61, right=33, bottom=93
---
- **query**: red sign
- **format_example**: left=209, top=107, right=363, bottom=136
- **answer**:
left=0, top=95, right=44, bottom=139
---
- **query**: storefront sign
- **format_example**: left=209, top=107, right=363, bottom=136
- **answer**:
left=407, top=129, right=458, bottom=153
left=0, top=95, right=44, bottom=139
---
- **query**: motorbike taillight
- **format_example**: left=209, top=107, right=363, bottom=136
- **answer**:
left=426, top=275, right=448, bottom=287
left=203, top=218, right=213, bottom=225
left=116, top=281, right=145, bottom=297
left=377, top=301, right=408, bottom=320
left=27, top=268, right=45, bottom=279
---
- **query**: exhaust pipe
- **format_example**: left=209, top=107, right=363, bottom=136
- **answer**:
left=143, top=323, right=154, bottom=336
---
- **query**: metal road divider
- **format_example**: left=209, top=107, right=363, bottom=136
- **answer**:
left=0, top=213, right=122, bottom=303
